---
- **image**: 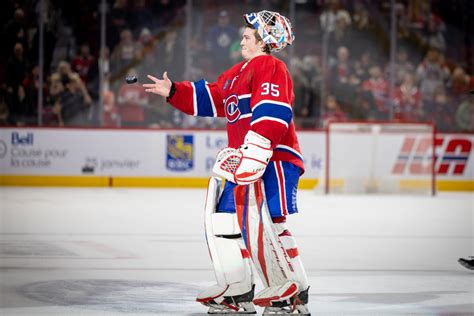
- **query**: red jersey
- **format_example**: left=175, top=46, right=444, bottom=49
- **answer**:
left=168, top=55, right=304, bottom=172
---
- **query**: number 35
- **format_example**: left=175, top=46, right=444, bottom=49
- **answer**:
left=261, top=82, right=280, bottom=97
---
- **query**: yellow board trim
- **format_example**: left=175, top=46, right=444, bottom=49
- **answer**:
left=437, top=180, right=474, bottom=192
left=0, top=175, right=472, bottom=191
left=0, top=175, right=110, bottom=187
left=112, top=177, right=209, bottom=188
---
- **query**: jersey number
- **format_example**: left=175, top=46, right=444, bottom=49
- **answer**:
left=261, top=83, right=280, bottom=97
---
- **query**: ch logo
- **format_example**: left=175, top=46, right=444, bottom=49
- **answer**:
left=225, top=94, right=241, bottom=124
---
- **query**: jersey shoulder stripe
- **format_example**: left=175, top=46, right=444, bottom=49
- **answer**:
left=274, top=144, right=303, bottom=161
left=193, top=79, right=217, bottom=117
left=251, top=102, right=293, bottom=125
left=251, top=116, right=289, bottom=128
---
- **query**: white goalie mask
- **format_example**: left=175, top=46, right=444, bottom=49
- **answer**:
left=244, top=10, right=295, bottom=52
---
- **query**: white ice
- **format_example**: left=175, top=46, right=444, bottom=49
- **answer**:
left=0, top=187, right=473, bottom=315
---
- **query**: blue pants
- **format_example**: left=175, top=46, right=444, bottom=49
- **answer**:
left=216, top=161, right=301, bottom=218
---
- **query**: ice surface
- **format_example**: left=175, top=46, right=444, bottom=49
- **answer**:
left=1, top=187, right=473, bottom=315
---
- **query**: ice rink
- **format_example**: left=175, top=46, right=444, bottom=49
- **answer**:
left=1, top=187, right=473, bottom=315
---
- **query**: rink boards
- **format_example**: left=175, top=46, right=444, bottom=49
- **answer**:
left=0, top=127, right=472, bottom=191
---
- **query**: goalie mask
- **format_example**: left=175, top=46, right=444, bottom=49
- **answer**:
left=244, top=10, right=294, bottom=52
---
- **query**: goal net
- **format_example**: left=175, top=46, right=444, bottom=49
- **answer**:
left=325, top=122, right=436, bottom=195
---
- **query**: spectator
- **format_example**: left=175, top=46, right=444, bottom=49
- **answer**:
left=129, top=0, right=155, bottom=36
left=416, top=49, right=450, bottom=102
left=72, top=43, right=95, bottom=84
left=110, top=29, right=141, bottom=77
left=299, top=55, right=322, bottom=120
left=329, top=46, right=353, bottom=100
left=107, top=0, right=130, bottom=49
left=414, top=2, right=447, bottom=52
left=450, top=66, right=473, bottom=101
left=327, top=10, right=351, bottom=59
left=136, top=28, right=157, bottom=78
left=21, top=65, right=44, bottom=124
left=354, top=51, right=374, bottom=82
left=116, top=68, right=149, bottom=127
left=44, top=73, right=64, bottom=126
left=393, top=72, right=422, bottom=122
left=362, top=65, right=390, bottom=119
left=455, top=92, right=474, bottom=132
left=319, top=0, right=350, bottom=34
left=424, top=88, right=456, bottom=132
left=86, top=46, right=111, bottom=102
left=385, top=48, right=415, bottom=86
left=161, top=29, right=185, bottom=80
left=352, top=2, right=370, bottom=32
left=206, top=10, right=238, bottom=73
left=59, top=73, right=93, bottom=126
left=152, top=0, right=185, bottom=30
left=0, top=94, right=11, bottom=126
left=321, top=95, right=347, bottom=127
left=5, top=42, right=28, bottom=125
left=53, top=61, right=77, bottom=88
left=351, top=2, right=373, bottom=57
left=102, top=86, right=119, bottom=127
left=352, top=90, right=377, bottom=121
left=2, top=8, right=28, bottom=59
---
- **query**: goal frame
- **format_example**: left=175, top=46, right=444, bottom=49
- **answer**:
left=325, top=121, right=437, bottom=195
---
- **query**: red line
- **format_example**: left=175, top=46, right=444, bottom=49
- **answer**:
left=276, top=162, right=288, bottom=215
left=234, top=185, right=246, bottom=230
left=256, top=182, right=270, bottom=287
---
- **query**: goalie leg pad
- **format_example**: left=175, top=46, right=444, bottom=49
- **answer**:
left=197, top=177, right=254, bottom=307
left=234, top=181, right=310, bottom=309
left=273, top=220, right=310, bottom=291
left=234, top=181, right=295, bottom=289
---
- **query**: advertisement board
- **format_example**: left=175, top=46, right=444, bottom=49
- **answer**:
left=0, top=128, right=471, bottom=190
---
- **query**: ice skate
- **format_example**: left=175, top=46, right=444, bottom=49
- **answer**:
left=262, top=287, right=310, bottom=315
left=198, top=284, right=256, bottom=314
left=458, top=257, right=474, bottom=270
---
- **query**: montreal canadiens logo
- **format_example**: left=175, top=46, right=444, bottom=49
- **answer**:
left=225, top=94, right=241, bottom=124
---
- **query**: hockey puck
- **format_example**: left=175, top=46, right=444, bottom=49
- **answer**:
left=125, top=75, right=138, bottom=84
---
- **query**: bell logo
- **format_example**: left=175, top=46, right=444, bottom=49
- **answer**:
left=12, top=132, right=34, bottom=146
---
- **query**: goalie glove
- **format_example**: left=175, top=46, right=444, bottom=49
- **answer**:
left=213, top=131, right=273, bottom=185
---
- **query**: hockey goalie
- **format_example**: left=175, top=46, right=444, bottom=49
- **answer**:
left=143, top=10, right=310, bottom=315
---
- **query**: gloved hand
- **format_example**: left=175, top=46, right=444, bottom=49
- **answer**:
left=213, top=131, right=273, bottom=185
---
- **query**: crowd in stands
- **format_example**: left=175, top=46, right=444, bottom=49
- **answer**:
left=1, top=0, right=473, bottom=132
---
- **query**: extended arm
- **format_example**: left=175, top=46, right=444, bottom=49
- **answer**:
left=143, top=72, right=225, bottom=117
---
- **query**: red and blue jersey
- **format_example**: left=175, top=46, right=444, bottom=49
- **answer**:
left=167, top=54, right=304, bottom=173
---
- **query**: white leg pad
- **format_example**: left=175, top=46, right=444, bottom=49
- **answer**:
left=234, top=182, right=296, bottom=286
left=234, top=181, right=310, bottom=307
left=197, top=177, right=254, bottom=305
left=274, top=222, right=310, bottom=291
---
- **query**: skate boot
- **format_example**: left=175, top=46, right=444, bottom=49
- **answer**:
left=262, top=287, right=310, bottom=315
left=458, top=257, right=474, bottom=270
left=197, top=284, right=256, bottom=314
